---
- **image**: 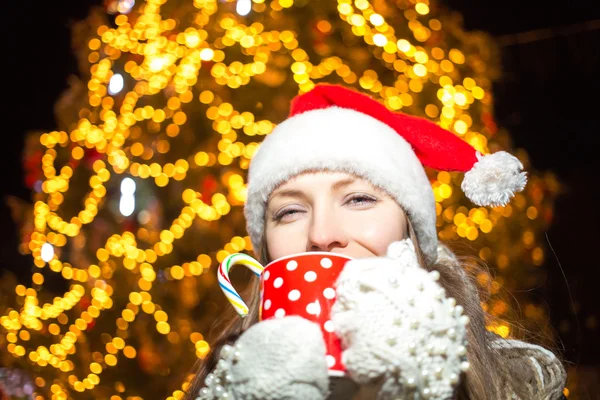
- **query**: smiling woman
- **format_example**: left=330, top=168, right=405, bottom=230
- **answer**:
left=183, top=84, right=565, bottom=400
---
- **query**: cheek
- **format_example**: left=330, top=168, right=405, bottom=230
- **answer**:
left=266, top=225, right=306, bottom=260
left=349, top=205, right=407, bottom=256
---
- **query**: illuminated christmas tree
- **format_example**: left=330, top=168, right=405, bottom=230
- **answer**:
left=1, top=0, right=562, bottom=399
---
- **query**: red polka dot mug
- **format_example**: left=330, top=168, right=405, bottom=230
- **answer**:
left=218, top=251, right=353, bottom=376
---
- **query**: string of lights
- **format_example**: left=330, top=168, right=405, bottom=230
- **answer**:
left=1, top=0, right=563, bottom=398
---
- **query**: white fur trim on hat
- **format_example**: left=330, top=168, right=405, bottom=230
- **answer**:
left=244, top=107, right=438, bottom=263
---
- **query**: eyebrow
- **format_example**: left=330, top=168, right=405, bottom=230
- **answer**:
left=331, top=177, right=357, bottom=191
left=269, top=189, right=307, bottom=200
left=269, top=177, right=359, bottom=200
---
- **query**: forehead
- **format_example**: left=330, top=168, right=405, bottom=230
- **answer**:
left=274, top=171, right=371, bottom=189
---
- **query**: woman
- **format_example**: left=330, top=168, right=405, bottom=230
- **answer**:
left=184, top=84, right=566, bottom=399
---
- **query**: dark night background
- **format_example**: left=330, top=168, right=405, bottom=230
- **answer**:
left=1, top=0, right=599, bottom=396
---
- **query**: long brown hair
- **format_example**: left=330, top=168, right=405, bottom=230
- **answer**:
left=183, top=220, right=556, bottom=399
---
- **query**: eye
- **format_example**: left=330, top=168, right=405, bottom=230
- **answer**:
left=345, top=194, right=378, bottom=207
left=273, top=207, right=305, bottom=222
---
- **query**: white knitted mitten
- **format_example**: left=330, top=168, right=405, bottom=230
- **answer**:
left=331, top=239, right=470, bottom=400
left=195, top=316, right=329, bottom=400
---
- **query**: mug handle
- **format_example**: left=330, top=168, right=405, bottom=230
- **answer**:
left=218, top=253, right=265, bottom=317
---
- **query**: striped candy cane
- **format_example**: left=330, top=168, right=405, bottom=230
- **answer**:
left=218, top=253, right=265, bottom=317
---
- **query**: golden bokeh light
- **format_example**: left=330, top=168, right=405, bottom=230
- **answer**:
left=0, top=0, right=561, bottom=398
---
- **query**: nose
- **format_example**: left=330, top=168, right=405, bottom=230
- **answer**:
left=307, top=209, right=348, bottom=252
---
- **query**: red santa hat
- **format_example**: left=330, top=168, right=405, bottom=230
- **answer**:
left=244, top=84, right=527, bottom=263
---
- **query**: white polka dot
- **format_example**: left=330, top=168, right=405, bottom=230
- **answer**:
left=273, top=277, right=284, bottom=288
left=288, top=289, right=301, bottom=301
left=320, top=258, right=333, bottom=269
left=263, top=270, right=270, bottom=281
left=324, top=320, right=334, bottom=333
left=326, top=355, right=336, bottom=368
left=286, top=260, right=298, bottom=271
left=264, top=299, right=272, bottom=310
left=304, top=271, right=317, bottom=282
left=323, top=288, right=336, bottom=299
left=306, top=301, right=321, bottom=316
left=275, top=308, right=286, bottom=318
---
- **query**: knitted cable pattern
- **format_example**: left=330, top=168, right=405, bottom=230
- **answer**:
left=331, top=239, right=469, bottom=400
left=195, top=316, right=329, bottom=400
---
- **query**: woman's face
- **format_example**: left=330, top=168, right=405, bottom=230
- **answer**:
left=265, top=171, right=408, bottom=261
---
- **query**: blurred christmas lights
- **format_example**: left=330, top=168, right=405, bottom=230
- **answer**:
left=108, top=73, right=124, bottom=95
left=0, top=0, right=563, bottom=398
left=236, top=0, right=251, bottom=16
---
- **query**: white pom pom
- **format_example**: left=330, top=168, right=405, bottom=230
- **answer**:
left=461, top=151, right=527, bottom=207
